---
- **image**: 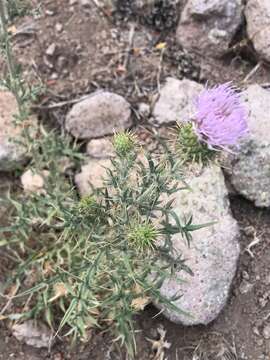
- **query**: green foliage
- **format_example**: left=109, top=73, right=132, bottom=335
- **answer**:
left=7, top=0, right=30, bottom=20
left=2, top=130, right=206, bottom=357
left=177, top=122, right=216, bottom=164
left=0, top=0, right=44, bottom=118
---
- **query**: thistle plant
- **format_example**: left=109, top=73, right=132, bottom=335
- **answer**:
left=127, top=221, right=158, bottom=252
left=0, top=0, right=41, bottom=119
left=177, top=83, right=248, bottom=164
left=113, top=131, right=136, bottom=157
left=0, top=0, right=23, bottom=112
left=2, top=131, right=206, bottom=357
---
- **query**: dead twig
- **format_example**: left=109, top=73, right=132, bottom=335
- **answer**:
left=157, top=47, right=165, bottom=93
left=243, top=61, right=263, bottom=83
left=122, top=23, right=136, bottom=74
left=0, top=282, right=20, bottom=316
left=244, top=232, right=261, bottom=258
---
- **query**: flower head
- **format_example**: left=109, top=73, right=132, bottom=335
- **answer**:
left=127, top=221, right=158, bottom=251
left=193, top=83, right=248, bottom=149
left=113, top=131, right=136, bottom=156
left=77, top=195, right=100, bottom=218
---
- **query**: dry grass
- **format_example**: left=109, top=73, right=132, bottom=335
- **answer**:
left=178, top=332, right=238, bottom=360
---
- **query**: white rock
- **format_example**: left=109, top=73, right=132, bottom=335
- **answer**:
left=227, top=85, right=270, bottom=207
left=45, top=43, right=56, bottom=56
left=86, top=137, right=114, bottom=158
left=55, top=23, right=63, bottom=32
left=152, top=78, right=203, bottom=125
left=156, top=165, right=240, bottom=325
left=12, top=320, right=52, bottom=348
left=75, top=159, right=111, bottom=197
left=21, top=169, right=48, bottom=194
left=0, top=91, right=36, bottom=171
left=245, top=0, right=270, bottom=63
left=65, top=91, right=132, bottom=139
left=176, top=0, right=242, bottom=57
left=138, top=102, right=150, bottom=118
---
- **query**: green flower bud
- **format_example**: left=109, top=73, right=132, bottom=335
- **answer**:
left=177, top=122, right=215, bottom=164
left=77, top=195, right=99, bottom=217
left=127, top=221, right=158, bottom=251
left=113, top=131, right=135, bottom=156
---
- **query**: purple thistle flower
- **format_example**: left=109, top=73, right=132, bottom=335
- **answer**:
left=193, top=83, right=248, bottom=150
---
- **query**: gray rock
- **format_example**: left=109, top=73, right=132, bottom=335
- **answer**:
left=228, top=85, right=270, bottom=207
left=245, top=0, right=270, bottom=63
left=0, top=91, right=36, bottom=171
left=12, top=320, right=52, bottom=348
left=75, top=159, right=111, bottom=197
left=152, top=78, right=203, bottom=125
left=176, top=0, right=242, bottom=57
left=65, top=91, right=132, bottom=139
left=86, top=137, right=114, bottom=159
left=157, top=165, right=240, bottom=325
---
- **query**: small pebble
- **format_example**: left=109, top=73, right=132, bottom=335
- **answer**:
left=55, top=23, right=63, bottom=32
left=242, top=270, right=250, bottom=280
left=46, top=43, right=56, bottom=56
left=263, top=324, right=270, bottom=339
left=256, top=339, right=264, bottom=346
left=138, top=103, right=150, bottom=118
left=239, top=280, right=254, bottom=294
left=45, top=9, right=55, bottom=16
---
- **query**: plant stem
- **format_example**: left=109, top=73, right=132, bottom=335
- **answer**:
left=0, top=0, right=23, bottom=114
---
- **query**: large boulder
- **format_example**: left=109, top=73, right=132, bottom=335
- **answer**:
left=157, top=165, right=240, bottom=325
left=227, top=85, right=270, bottom=207
left=176, top=0, right=243, bottom=58
left=152, top=78, right=203, bottom=125
left=0, top=91, right=35, bottom=171
left=245, top=0, right=270, bottom=63
left=65, top=91, right=132, bottom=139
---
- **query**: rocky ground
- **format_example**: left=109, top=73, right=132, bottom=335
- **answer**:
left=1, top=0, right=270, bottom=359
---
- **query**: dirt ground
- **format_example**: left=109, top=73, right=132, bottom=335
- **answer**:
left=1, top=0, right=270, bottom=359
